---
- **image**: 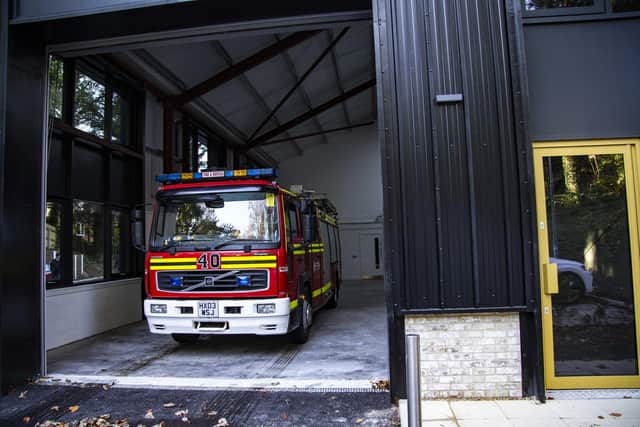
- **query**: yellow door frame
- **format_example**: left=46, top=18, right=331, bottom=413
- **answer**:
left=532, top=138, right=640, bottom=390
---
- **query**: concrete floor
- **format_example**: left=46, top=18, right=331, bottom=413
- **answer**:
left=46, top=279, right=389, bottom=389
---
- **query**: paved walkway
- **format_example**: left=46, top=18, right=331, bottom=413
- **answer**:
left=400, top=399, right=640, bottom=426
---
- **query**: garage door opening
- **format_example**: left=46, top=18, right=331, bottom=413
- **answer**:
left=42, top=15, right=389, bottom=391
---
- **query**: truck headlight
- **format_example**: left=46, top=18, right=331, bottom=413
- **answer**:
left=256, top=303, right=276, bottom=314
left=150, top=304, right=167, bottom=314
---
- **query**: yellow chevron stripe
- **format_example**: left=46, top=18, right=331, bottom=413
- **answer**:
left=149, top=265, right=198, bottom=271
left=310, top=249, right=324, bottom=253
left=220, top=256, right=276, bottom=261
left=312, top=288, right=322, bottom=298
left=310, top=243, right=324, bottom=248
left=293, top=250, right=305, bottom=255
left=220, top=264, right=276, bottom=269
left=322, top=281, right=332, bottom=294
left=149, top=258, right=197, bottom=263
left=293, top=243, right=303, bottom=248
left=289, top=299, right=298, bottom=310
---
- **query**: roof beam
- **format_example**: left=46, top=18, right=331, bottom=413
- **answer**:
left=123, top=49, right=277, bottom=167
left=248, top=79, right=376, bottom=148
left=209, top=41, right=303, bottom=156
left=247, top=121, right=375, bottom=148
left=169, top=30, right=321, bottom=107
left=325, top=29, right=353, bottom=129
left=249, top=28, right=350, bottom=142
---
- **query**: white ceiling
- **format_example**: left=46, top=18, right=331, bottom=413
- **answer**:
left=114, top=22, right=375, bottom=165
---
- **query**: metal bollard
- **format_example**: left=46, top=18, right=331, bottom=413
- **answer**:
left=406, top=334, right=422, bottom=427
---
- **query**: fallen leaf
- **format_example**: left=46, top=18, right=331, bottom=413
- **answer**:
left=163, top=402, right=176, bottom=408
left=610, top=412, right=622, bottom=417
left=68, top=405, right=80, bottom=413
left=598, top=415, right=605, bottom=419
left=174, top=409, right=188, bottom=417
left=22, top=416, right=30, bottom=423
left=281, top=413, right=288, bottom=420
left=19, top=391, right=28, bottom=399
left=145, top=409, right=155, bottom=419
left=215, top=418, right=229, bottom=427
left=370, top=379, right=390, bottom=390
left=51, top=406, right=60, bottom=412
left=207, top=410, right=218, bottom=416
left=355, top=418, right=364, bottom=424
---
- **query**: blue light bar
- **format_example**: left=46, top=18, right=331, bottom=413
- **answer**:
left=155, top=168, right=277, bottom=183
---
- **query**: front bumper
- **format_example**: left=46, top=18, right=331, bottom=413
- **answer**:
left=144, top=297, right=291, bottom=335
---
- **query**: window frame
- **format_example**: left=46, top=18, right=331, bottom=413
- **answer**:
left=45, top=56, right=143, bottom=290
left=522, top=0, right=640, bottom=22
left=522, top=0, right=606, bottom=18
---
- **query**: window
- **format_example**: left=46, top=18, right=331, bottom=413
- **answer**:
left=48, top=56, right=64, bottom=119
left=611, top=0, right=640, bottom=11
left=286, top=205, right=299, bottom=241
left=523, top=0, right=640, bottom=17
left=45, top=202, right=63, bottom=285
left=111, top=90, right=131, bottom=145
left=152, top=191, right=280, bottom=250
left=46, top=58, right=142, bottom=289
left=73, top=200, right=104, bottom=283
left=74, top=70, right=106, bottom=138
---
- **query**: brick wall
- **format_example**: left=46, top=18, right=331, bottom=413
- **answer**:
left=405, top=313, right=522, bottom=399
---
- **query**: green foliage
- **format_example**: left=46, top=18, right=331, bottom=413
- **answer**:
left=74, top=71, right=105, bottom=138
left=48, top=56, right=64, bottom=118
left=175, top=203, right=236, bottom=239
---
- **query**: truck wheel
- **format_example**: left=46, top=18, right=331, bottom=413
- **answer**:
left=326, top=280, right=339, bottom=309
left=290, top=288, right=312, bottom=344
left=171, top=333, right=200, bottom=344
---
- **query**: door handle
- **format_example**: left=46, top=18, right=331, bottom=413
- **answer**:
left=543, top=263, right=559, bottom=295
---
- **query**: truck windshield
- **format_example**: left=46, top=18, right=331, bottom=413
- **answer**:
left=151, top=190, right=279, bottom=250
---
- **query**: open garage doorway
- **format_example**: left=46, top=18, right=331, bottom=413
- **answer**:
left=41, top=7, right=389, bottom=392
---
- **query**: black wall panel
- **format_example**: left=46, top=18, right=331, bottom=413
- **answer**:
left=375, top=0, right=532, bottom=312
left=46, top=137, right=66, bottom=197
left=524, top=18, right=640, bottom=141
left=71, top=143, right=104, bottom=201
left=1, top=22, right=46, bottom=392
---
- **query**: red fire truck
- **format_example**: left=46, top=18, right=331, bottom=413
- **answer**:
left=132, top=168, right=341, bottom=344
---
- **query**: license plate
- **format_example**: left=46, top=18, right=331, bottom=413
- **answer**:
left=198, top=302, right=218, bottom=317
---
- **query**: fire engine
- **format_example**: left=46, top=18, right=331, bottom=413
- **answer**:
left=132, top=168, right=341, bottom=344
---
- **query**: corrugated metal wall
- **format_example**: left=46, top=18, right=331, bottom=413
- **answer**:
left=375, top=0, right=533, bottom=312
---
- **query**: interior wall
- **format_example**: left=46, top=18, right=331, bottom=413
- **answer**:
left=277, top=124, right=383, bottom=279
left=45, top=279, right=142, bottom=350
left=278, top=125, right=382, bottom=223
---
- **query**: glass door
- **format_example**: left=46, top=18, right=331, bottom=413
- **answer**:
left=533, top=141, right=640, bottom=389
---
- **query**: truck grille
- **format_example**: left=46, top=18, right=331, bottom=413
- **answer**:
left=156, top=270, right=268, bottom=292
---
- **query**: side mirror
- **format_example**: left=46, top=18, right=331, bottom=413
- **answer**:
left=131, top=206, right=146, bottom=252
left=303, top=214, right=316, bottom=243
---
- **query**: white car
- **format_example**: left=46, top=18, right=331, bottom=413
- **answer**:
left=550, top=257, right=594, bottom=303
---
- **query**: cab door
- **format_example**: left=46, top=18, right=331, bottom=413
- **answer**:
left=284, top=200, right=304, bottom=304
left=533, top=140, right=640, bottom=390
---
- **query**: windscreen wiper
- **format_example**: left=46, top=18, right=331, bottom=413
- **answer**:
left=212, top=239, right=270, bottom=249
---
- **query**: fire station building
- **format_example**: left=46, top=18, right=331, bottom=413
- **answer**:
left=0, top=0, right=639, bottom=402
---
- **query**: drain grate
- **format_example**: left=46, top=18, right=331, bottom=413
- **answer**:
left=260, top=346, right=300, bottom=378
left=547, top=389, right=640, bottom=400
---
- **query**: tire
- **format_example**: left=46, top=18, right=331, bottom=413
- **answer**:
left=557, top=272, right=585, bottom=304
left=290, top=287, right=312, bottom=344
left=325, top=279, right=339, bottom=309
left=171, top=333, right=200, bottom=344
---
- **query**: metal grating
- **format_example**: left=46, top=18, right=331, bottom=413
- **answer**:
left=547, top=389, right=640, bottom=400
